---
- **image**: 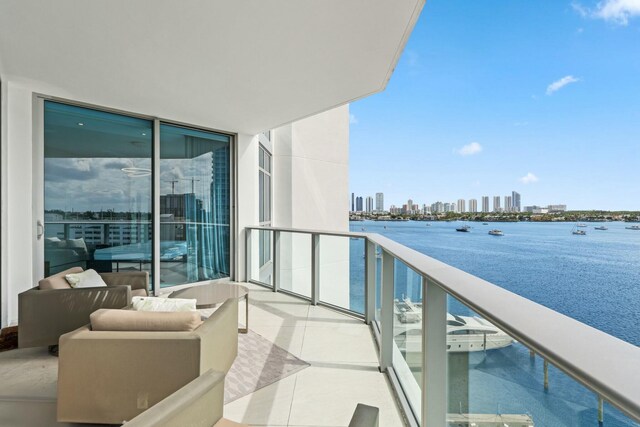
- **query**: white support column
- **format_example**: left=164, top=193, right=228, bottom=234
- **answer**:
left=379, top=249, right=394, bottom=372
left=311, top=233, right=320, bottom=305
left=272, top=230, right=280, bottom=292
left=421, top=277, right=448, bottom=427
left=365, top=239, right=376, bottom=324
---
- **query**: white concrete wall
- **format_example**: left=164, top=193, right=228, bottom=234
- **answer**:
left=2, top=81, right=39, bottom=326
left=272, top=105, right=351, bottom=306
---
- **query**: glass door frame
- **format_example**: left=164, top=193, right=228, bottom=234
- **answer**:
left=33, top=94, right=237, bottom=294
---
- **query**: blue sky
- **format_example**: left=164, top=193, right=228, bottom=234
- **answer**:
left=349, top=0, right=640, bottom=211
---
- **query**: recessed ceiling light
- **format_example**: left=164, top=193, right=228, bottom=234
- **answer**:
left=77, top=122, right=84, bottom=126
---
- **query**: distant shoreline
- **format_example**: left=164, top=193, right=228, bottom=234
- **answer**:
left=349, top=211, right=640, bottom=223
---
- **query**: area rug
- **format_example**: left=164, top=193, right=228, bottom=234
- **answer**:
left=224, top=330, right=309, bottom=403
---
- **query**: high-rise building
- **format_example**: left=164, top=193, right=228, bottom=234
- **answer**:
left=457, top=199, right=466, bottom=213
left=444, top=202, right=452, bottom=212
left=407, top=199, right=413, bottom=214
left=504, top=195, right=512, bottom=213
left=512, top=191, right=521, bottom=212
left=493, top=196, right=501, bottom=212
left=365, top=196, right=373, bottom=213
left=375, top=193, right=384, bottom=212
left=356, top=196, right=363, bottom=212
left=351, top=192, right=355, bottom=212
left=469, top=199, right=478, bottom=213
left=482, top=196, right=489, bottom=213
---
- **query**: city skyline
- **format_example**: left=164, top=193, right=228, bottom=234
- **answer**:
left=348, top=0, right=640, bottom=211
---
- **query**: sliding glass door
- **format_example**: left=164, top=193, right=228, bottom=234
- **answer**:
left=159, top=124, right=230, bottom=287
left=42, top=100, right=232, bottom=291
left=43, top=101, right=153, bottom=280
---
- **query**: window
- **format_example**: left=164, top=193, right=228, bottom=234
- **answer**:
left=258, top=145, right=272, bottom=268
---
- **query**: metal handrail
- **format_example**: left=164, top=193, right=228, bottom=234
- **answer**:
left=247, top=225, right=640, bottom=422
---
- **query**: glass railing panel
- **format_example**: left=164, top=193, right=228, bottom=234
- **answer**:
left=446, top=294, right=639, bottom=427
left=277, top=231, right=311, bottom=298
left=393, top=259, right=423, bottom=420
left=318, top=235, right=364, bottom=314
left=248, top=229, right=273, bottom=287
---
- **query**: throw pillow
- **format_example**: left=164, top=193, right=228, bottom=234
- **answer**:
left=132, top=296, right=197, bottom=312
left=65, top=269, right=108, bottom=288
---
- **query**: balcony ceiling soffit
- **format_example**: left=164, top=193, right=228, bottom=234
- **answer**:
left=0, top=0, right=424, bottom=134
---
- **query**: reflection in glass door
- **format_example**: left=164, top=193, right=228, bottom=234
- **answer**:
left=159, top=124, right=231, bottom=287
left=43, top=101, right=153, bottom=282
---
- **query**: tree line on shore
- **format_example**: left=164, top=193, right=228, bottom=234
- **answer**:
left=349, top=211, right=640, bottom=223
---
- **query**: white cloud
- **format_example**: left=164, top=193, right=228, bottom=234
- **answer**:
left=573, top=0, right=640, bottom=25
left=546, top=75, right=580, bottom=95
left=349, top=113, right=358, bottom=125
left=455, top=142, right=483, bottom=156
left=519, top=172, right=539, bottom=184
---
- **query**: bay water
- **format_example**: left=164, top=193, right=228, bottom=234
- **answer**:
left=348, top=220, right=640, bottom=426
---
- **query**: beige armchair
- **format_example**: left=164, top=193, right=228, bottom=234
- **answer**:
left=57, top=298, right=238, bottom=424
left=18, top=267, right=149, bottom=348
left=125, top=368, right=378, bottom=427
left=124, top=369, right=248, bottom=427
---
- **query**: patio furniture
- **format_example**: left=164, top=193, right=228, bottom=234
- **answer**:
left=349, top=403, right=379, bottom=427
left=124, top=371, right=378, bottom=427
left=170, top=282, right=249, bottom=333
left=57, top=298, right=238, bottom=424
left=124, top=369, right=249, bottom=427
left=18, top=267, right=149, bottom=348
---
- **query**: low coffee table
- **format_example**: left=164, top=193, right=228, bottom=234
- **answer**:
left=169, top=282, right=249, bottom=333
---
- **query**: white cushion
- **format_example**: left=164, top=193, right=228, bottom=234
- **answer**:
left=131, top=296, right=197, bottom=312
left=65, top=269, right=108, bottom=288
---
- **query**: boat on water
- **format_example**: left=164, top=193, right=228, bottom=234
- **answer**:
left=626, top=225, right=640, bottom=230
left=572, top=224, right=587, bottom=235
left=577, top=223, right=588, bottom=227
left=594, top=226, right=608, bottom=230
left=482, top=222, right=489, bottom=225
left=394, top=299, right=514, bottom=353
left=456, top=225, right=471, bottom=232
left=488, top=229, right=503, bottom=236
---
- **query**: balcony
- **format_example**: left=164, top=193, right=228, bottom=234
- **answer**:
left=245, top=226, right=640, bottom=427
left=1, top=226, right=638, bottom=426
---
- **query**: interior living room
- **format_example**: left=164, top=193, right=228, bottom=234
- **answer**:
left=0, top=1, right=638, bottom=427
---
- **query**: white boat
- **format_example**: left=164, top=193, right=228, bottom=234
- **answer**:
left=626, top=225, right=640, bottom=230
left=577, top=223, right=588, bottom=227
left=594, top=225, right=608, bottom=230
left=571, top=224, right=586, bottom=235
left=394, top=299, right=514, bottom=353
left=488, top=229, right=503, bottom=236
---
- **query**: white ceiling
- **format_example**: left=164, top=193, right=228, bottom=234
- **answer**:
left=0, top=0, right=424, bottom=134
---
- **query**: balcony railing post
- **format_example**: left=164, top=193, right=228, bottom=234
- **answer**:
left=422, top=276, right=447, bottom=427
left=365, top=239, right=376, bottom=324
left=379, top=249, right=394, bottom=372
left=245, top=228, right=252, bottom=283
left=272, top=230, right=280, bottom=292
left=311, top=233, right=320, bottom=305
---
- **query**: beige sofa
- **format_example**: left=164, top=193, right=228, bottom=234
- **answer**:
left=57, top=298, right=238, bottom=424
left=18, top=267, right=149, bottom=348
